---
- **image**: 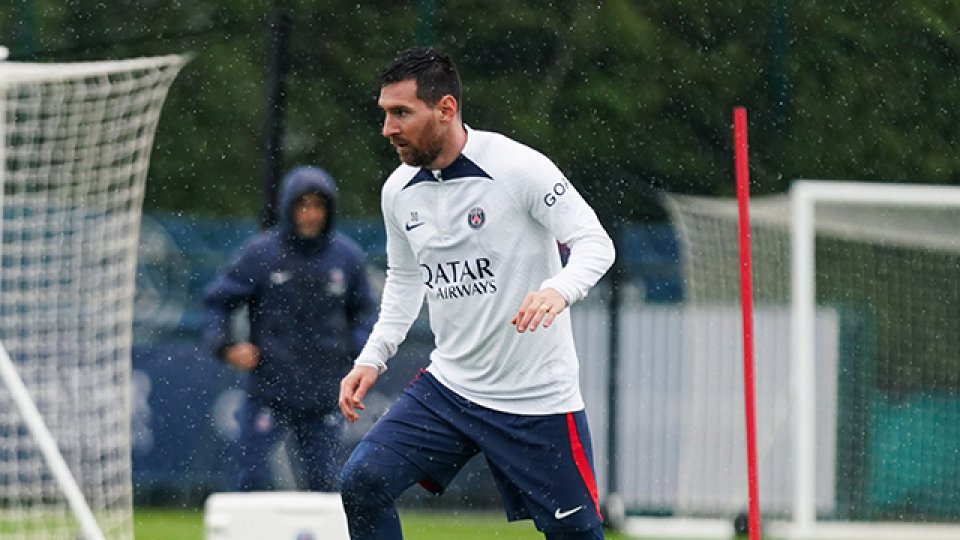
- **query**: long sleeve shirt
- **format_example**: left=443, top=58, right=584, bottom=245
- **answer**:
left=356, top=127, right=615, bottom=415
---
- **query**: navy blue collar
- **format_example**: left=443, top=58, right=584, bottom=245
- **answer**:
left=403, top=154, right=492, bottom=189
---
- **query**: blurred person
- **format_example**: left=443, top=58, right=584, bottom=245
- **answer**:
left=203, top=165, right=377, bottom=492
left=338, top=47, right=615, bottom=540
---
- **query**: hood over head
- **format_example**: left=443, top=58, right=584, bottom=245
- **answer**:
left=278, top=165, right=338, bottom=244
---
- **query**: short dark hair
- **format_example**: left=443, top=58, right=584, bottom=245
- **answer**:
left=377, top=47, right=461, bottom=107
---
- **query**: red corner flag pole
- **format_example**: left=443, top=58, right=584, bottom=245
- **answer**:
left=734, top=106, right=762, bottom=540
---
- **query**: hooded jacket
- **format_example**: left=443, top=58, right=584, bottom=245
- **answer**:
left=202, top=166, right=377, bottom=416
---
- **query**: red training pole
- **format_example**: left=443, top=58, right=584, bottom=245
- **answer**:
left=734, top=106, right=762, bottom=540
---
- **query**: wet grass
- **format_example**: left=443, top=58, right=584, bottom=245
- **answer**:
left=133, top=507, right=637, bottom=539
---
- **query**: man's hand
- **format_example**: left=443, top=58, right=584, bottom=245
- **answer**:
left=511, top=287, right=568, bottom=333
left=224, top=342, right=260, bottom=372
left=339, top=365, right=380, bottom=423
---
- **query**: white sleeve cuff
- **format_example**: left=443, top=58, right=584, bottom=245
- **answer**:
left=354, top=357, right=388, bottom=375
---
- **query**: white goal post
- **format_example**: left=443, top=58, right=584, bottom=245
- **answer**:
left=783, top=180, right=960, bottom=539
left=650, top=179, right=960, bottom=540
left=0, top=54, right=186, bottom=540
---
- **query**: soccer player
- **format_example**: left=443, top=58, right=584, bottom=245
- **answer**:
left=338, top=48, right=615, bottom=540
left=203, top=165, right=377, bottom=492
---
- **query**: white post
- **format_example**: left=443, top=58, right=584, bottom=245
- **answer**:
left=0, top=344, right=107, bottom=540
left=790, top=180, right=817, bottom=536
left=789, top=179, right=960, bottom=538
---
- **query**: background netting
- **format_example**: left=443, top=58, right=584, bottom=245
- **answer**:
left=664, top=187, right=960, bottom=526
left=0, top=55, right=186, bottom=539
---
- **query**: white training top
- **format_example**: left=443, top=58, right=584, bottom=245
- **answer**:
left=356, top=127, right=615, bottom=415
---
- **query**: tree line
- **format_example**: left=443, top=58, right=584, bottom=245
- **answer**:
left=3, top=0, right=959, bottom=227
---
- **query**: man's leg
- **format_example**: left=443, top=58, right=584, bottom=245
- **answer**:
left=339, top=375, right=480, bottom=540
left=233, top=400, right=283, bottom=491
left=292, top=412, right=344, bottom=492
left=339, top=440, right=424, bottom=540
left=478, top=409, right=604, bottom=537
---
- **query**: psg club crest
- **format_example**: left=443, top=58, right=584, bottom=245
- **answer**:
left=467, top=207, right=486, bottom=229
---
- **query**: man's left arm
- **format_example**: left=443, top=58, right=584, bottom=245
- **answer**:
left=534, top=174, right=616, bottom=305
left=512, top=161, right=615, bottom=333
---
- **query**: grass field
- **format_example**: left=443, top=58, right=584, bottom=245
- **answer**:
left=133, top=507, right=636, bottom=539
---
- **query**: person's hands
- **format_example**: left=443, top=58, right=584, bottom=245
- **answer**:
left=511, top=288, right=568, bottom=333
left=224, top=342, right=260, bottom=372
left=339, top=365, right=380, bottom=423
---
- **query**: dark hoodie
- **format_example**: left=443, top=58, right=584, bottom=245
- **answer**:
left=202, top=166, right=377, bottom=416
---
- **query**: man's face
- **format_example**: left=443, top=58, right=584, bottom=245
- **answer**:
left=293, top=192, right=327, bottom=239
left=378, top=79, right=444, bottom=168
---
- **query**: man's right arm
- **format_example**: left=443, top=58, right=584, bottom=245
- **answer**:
left=338, top=364, right=380, bottom=423
left=340, top=248, right=424, bottom=420
left=201, top=244, right=260, bottom=363
left=351, top=187, right=427, bottom=374
left=340, top=185, right=425, bottom=421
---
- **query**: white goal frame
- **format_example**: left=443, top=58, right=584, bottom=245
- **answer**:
left=0, top=344, right=105, bottom=540
left=632, top=180, right=960, bottom=540
left=782, top=180, right=960, bottom=540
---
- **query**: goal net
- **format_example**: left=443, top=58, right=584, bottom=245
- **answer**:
left=0, top=54, right=186, bottom=539
left=650, top=180, right=960, bottom=539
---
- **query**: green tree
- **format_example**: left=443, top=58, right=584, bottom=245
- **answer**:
left=3, top=1, right=959, bottom=224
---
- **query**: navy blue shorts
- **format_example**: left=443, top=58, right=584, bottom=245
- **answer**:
left=361, top=370, right=603, bottom=533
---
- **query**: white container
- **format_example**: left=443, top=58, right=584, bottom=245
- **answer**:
left=204, top=491, right=350, bottom=540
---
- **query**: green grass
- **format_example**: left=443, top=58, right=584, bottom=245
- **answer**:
left=134, top=508, right=205, bottom=540
left=403, top=511, right=633, bottom=539
left=133, top=507, right=635, bottom=539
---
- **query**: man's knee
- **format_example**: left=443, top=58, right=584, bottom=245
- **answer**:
left=341, top=459, right=385, bottom=508
left=340, top=441, right=407, bottom=509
